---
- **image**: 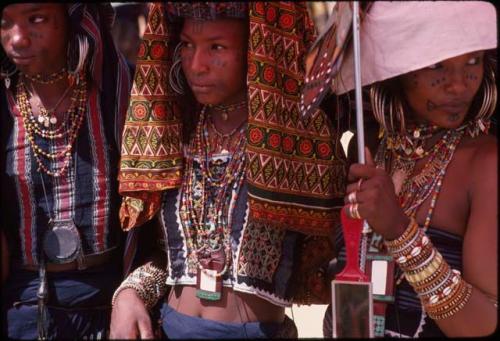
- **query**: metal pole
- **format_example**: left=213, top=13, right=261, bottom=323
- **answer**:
left=352, top=1, right=365, bottom=164
left=352, top=1, right=371, bottom=273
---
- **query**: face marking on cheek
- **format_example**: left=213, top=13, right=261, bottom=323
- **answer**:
left=29, top=31, right=43, bottom=39
left=431, top=77, right=446, bottom=87
left=465, top=73, right=478, bottom=81
left=412, top=74, right=418, bottom=87
left=2, top=33, right=11, bottom=45
left=426, top=100, right=437, bottom=112
left=211, top=58, right=226, bottom=67
left=181, top=54, right=192, bottom=63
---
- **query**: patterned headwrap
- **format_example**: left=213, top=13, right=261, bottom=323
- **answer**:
left=119, top=2, right=347, bottom=236
left=0, top=3, right=131, bottom=145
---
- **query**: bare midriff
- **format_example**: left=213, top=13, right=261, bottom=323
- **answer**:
left=167, top=285, right=285, bottom=323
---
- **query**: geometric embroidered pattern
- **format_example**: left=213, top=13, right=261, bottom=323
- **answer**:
left=237, top=220, right=285, bottom=282
left=118, top=2, right=347, bottom=234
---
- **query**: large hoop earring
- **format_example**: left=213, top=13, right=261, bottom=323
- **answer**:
left=370, top=83, right=405, bottom=135
left=169, top=42, right=186, bottom=95
left=1, top=57, right=18, bottom=89
left=67, top=34, right=89, bottom=84
left=475, top=65, right=497, bottom=124
left=391, top=94, right=405, bottom=134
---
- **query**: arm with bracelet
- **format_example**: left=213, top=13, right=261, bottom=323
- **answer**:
left=110, top=215, right=169, bottom=339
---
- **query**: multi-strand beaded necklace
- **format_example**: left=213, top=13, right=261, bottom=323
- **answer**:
left=16, top=77, right=87, bottom=177
left=179, top=106, right=247, bottom=277
left=379, top=122, right=470, bottom=227
left=370, top=121, right=474, bottom=336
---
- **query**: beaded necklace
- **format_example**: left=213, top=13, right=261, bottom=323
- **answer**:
left=371, top=121, right=470, bottom=336
left=24, top=81, right=75, bottom=128
left=179, top=106, right=247, bottom=277
left=21, top=68, right=68, bottom=85
left=386, top=124, right=442, bottom=160
left=375, top=123, right=467, bottom=239
left=16, top=77, right=87, bottom=177
left=208, top=100, right=247, bottom=121
left=208, top=115, right=247, bottom=155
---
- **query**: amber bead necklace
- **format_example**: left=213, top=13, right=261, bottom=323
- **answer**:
left=16, top=76, right=87, bottom=177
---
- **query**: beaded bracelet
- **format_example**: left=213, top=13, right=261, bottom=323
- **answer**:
left=404, top=251, right=442, bottom=284
left=412, top=261, right=450, bottom=292
left=397, top=241, right=434, bottom=272
left=385, top=218, right=473, bottom=320
left=112, top=262, right=168, bottom=309
left=425, top=282, right=472, bottom=320
left=384, top=217, right=419, bottom=251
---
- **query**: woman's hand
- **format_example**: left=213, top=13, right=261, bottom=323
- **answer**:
left=109, top=288, right=154, bottom=339
left=343, top=148, right=409, bottom=240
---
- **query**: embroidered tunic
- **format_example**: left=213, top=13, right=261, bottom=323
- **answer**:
left=160, top=151, right=300, bottom=307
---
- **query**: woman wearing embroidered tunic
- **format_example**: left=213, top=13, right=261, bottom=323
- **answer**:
left=0, top=3, right=132, bottom=339
left=110, top=2, right=347, bottom=339
left=324, top=2, right=497, bottom=337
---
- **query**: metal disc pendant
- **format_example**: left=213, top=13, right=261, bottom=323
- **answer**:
left=49, top=116, right=58, bottom=125
left=43, top=219, right=81, bottom=264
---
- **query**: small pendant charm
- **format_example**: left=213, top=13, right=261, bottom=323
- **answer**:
left=38, top=115, right=45, bottom=124
left=195, top=249, right=225, bottom=301
left=221, top=112, right=228, bottom=121
left=416, top=146, right=424, bottom=156
left=196, top=268, right=222, bottom=301
left=5, top=76, right=11, bottom=89
left=49, top=116, right=58, bottom=125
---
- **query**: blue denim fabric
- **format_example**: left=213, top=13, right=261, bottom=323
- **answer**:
left=2, top=264, right=120, bottom=340
left=160, top=303, right=286, bottom=339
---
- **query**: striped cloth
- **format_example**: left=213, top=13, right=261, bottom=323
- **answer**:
left=0, top=3, right=132, bottom=268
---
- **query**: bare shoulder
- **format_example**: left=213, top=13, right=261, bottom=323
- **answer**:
left=460, top=133, right=497, bottom=187
left=460, top=133, right=497, bottom=162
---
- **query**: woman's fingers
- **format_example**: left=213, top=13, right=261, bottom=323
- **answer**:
left=365, top=147, right=375, bottom=166
left=138, top=317, right=154, bottom=339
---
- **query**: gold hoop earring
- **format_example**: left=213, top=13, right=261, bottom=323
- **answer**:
left=391, top=95, right=405, bottom=134
left=370, top=83, right=406, bottom=135
left=370, top=84, right=388, bottom=133
left=475, top=67, right=497, bottom=123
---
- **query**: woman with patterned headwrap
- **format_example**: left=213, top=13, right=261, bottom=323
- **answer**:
left=0, top=3, right=132, bottom=339
left=110, top=2, right=347, bottom=339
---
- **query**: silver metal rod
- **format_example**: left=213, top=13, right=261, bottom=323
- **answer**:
left=352, top=1, right=365, bottom=164
left=352, top=1, right=370, bottom=273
